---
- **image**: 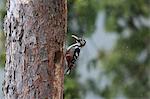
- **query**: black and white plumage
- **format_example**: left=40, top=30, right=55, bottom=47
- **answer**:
left=65, top=35, right=86, bottom=75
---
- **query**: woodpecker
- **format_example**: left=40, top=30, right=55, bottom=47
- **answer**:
left=65, top=35, right=86, bottom=74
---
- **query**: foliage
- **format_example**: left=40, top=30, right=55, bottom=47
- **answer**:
left=99, top=0, right=150, bottom=98
left=0, top=0, right=6, bottom=67
left=66, top=0, right=150, bottom=99
left=67, top=0, right=100, bottom=38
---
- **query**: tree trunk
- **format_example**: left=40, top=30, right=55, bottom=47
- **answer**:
left=3, top=0, right=67, bottom=99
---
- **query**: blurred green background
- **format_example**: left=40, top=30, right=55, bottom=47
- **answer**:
left=0, top=0, right=150, bottom=99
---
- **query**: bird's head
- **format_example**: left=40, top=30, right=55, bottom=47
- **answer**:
left=72, top=35, right=86, bottom=47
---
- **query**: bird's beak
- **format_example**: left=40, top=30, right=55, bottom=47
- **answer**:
left=72, top=35, right=79, bottom=40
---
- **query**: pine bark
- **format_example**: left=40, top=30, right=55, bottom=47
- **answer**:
left=3, top=0, right=67, bottom=99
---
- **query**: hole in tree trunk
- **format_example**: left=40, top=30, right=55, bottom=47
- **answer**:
left=54, top=51, right=61, bottom=64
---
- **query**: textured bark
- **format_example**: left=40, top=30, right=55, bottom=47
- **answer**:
left=3, top=0, right=67, bottom=99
